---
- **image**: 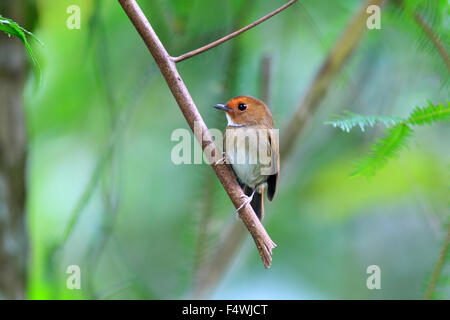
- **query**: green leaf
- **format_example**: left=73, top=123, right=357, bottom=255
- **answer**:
left=407, top=101, right=450, bottom=125
left=324, top=111, right=403, bottom=132
left=352, top=124, right=413, bottom=177
left=0, top=15, right=42, bottom=72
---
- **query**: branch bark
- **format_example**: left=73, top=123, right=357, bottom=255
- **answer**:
left=172, top=0, right=297, bottom=63
left=118, top=0, right=282, bottom=268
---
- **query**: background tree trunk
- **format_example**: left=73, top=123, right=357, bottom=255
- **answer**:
left=0, top=0, right=35, bottom=299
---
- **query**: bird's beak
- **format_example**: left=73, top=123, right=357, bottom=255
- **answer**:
left=214, top=104, right=231, bottom=112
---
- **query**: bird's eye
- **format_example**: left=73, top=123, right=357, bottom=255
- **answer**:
left=238, top=103, right=247, bottom=111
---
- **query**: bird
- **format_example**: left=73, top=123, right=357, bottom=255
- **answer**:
left=214, top=95, right=279, bottom=220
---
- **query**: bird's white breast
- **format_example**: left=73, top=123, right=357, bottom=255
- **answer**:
left=225, top=127, right=271, bottom=189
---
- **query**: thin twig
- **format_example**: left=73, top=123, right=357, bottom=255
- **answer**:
left=172, top=0, right=298, bottom=63
left=424, top=223, right=450, bottom=300
left=118, top=0, right=279, bottom=268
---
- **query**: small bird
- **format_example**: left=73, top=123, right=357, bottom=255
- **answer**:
left=214, top=95, right=279, bottom=220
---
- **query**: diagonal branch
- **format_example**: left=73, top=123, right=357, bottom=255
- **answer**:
left=280, top=0, right=386, bottom=158
left=172, top=0, right=298, bottom=63
left=411, top=10, right=450, bottom=72
left=392, top=0, right=449, bottom=72
left=118, top=0, right=276, bottom=268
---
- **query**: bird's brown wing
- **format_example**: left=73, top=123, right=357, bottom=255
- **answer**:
left=266, top=129, right=279, bottom=201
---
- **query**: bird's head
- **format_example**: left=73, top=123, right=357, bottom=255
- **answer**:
left=214, top=95, right=273, bottom=128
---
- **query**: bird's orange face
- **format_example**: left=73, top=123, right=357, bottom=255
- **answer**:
left=214, top=95, right=273, bottom=128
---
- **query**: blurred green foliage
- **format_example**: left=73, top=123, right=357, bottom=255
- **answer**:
left=21, top=0, right=449, bottom=299
left=326, top=102, right=449, bottom=177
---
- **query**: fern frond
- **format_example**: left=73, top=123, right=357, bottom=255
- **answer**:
left=324, top=111, right=403, bottom=132
left=407, top=101, right=450, bottom=125
left=352, top=124, right=413, bottom=177
left=326, top=101, right=448, bottom=178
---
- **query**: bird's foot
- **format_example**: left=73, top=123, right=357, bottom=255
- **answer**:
left=235, top=189, right=256, bottom=216
left=214, top=152, right=228, bottom=165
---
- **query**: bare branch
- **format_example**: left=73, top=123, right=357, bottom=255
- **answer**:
left=118, top=0, right=276, bottom=268
left=172, top=0, right=298, bottom=63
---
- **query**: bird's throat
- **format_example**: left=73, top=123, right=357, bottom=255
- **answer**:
left=225, top=113, right=244, bottom=127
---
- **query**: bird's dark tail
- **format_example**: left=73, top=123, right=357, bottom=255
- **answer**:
left=245, top=187, right=264, bottom=220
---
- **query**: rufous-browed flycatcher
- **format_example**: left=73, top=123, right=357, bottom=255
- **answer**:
left=214, top=95, right=279, bottom=220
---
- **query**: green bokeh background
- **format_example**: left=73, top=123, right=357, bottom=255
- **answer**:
left=22, top=0, right=449, bottom=299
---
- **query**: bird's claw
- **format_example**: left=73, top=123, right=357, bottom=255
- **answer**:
left=236, top=189, right=256, bottom=213
left=214, top=152, right=228, bottom=165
